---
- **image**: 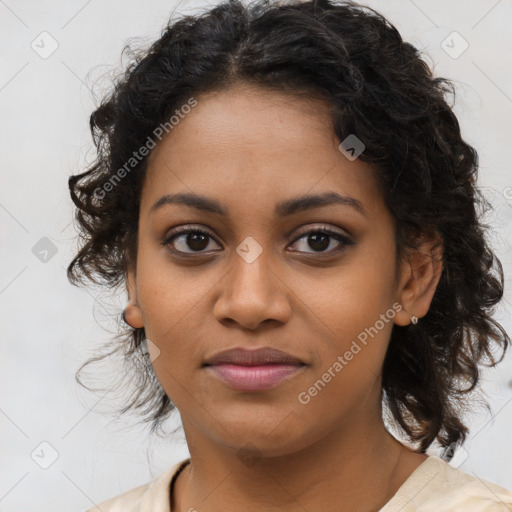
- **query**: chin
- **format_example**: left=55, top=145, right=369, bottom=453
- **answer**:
left=207, top=411, right=312, bottom=457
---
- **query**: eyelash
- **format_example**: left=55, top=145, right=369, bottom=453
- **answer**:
left=161, top=225, right=354, bottom=257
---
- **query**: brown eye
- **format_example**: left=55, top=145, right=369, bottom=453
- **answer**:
left=288, top=228, right=353, bottom=255
left=162, top=228, right=221, bottom=254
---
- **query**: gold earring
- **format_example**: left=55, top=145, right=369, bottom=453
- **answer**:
left=411, top=315, right=418, bottom=325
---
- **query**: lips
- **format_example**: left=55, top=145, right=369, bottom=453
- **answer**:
left=203, top=347, right=304, bottom=367
left=203, top=347, right=306, bottom=391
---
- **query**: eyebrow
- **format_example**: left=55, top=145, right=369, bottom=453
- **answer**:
left=149, top=191, right=366, bottom=217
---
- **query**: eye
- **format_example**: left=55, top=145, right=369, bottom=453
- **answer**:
left=162, top=226, right=221, bottom=254
left=162, top=224, right=353, bottom=256
left=287, top=226, right=353, bottom=255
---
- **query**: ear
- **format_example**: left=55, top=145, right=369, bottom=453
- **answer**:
left=124, top=265, right=144, bottom=329
left=394, top=231, right=443, bottom=327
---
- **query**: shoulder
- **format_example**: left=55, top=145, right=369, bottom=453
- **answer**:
left=81, top=458, right=190, bottom=512
left=382, top=455, right=512, bottom=511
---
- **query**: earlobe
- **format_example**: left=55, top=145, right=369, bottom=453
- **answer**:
left=124, top=302, right=144, bottom=329
left=124, top=268, right=144, bottom=329
left=394, top=233, right=443, bottom=327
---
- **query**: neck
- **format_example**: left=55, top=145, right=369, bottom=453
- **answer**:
left=173, top=409, right=426, bottom=512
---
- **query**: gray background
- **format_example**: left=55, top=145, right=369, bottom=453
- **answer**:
left=1, top=0, right=511, bottom=510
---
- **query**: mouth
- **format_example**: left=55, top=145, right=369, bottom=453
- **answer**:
left=205, top=363, right=305, bottom=391
left=203, top=346, right=306, bottom=391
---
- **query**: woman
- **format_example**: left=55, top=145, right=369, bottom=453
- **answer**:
left=68, top=0, right=512, bottom=510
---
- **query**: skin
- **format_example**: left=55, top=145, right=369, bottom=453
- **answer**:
left=124, top=84, right=443, bottom=512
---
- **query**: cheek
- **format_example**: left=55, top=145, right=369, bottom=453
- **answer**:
left=296, top=238, right=396, bottom=340
left=134, top=249, right=209, bottom=376
left=291, top=236, right=397, bottom=383
left=293, top=277, right=396, bottom=420
left=138, top=275, right=206, bottom=362
left=136, top=239, right=210, bottom=329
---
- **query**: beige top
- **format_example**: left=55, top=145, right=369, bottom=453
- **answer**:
left=83, top=455, right=512, bottom=511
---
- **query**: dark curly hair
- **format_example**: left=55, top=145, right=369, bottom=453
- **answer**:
left=67, top=0, right=510, bottom=457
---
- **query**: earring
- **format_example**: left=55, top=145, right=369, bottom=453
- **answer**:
left=411, top=315, right=418, bottom=325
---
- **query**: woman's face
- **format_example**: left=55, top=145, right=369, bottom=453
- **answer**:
left=126, top=84, right=416, bottom=456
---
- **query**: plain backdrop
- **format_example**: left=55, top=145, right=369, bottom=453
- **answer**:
left=1, top=0, right=512, bottom=510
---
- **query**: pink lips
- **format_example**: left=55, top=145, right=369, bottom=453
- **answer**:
left=203, top=347, right=305, bottom=391
left=207, top=364, right=304, bottom=391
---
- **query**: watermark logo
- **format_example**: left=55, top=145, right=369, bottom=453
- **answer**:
left=442, top=441, right=470, bottom=468
left=31, top=31, right=59, bottom=59
left=338, top=134, right=365, bottom=161
left=236, top=236, right=263, bottom=264
left=503, top=186, right=512, bottom=207
left=142, top=338, right=161, bottom=362
left=441, top=31, right=469, bottom=59
left=32, top=237, right=58, bottom=263
left=31, top=441, right=59, bottom=469
left=236, top=442, right=262, bottom=468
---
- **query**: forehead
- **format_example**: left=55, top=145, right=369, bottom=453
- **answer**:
left=141, top=85, right=385, bottom=218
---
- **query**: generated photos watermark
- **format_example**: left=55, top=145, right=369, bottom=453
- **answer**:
left=93, top=97, right=198, bottom=200
left=298, top=302, right=403, bottom=405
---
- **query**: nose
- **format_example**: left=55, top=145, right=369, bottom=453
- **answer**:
left=213, top=249, right=292, bottom=331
